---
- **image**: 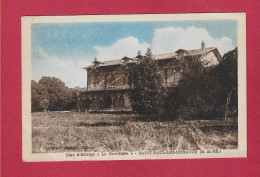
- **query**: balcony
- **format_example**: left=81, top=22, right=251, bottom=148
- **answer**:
left=87, top=84, right=133, bottom=91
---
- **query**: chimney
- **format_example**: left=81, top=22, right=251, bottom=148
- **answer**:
left=201, top=41, right=205, bottom=51
left=93, top=56, right=100, bottom=66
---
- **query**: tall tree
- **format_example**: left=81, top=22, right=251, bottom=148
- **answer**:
left=131, top=48, right=166, bottom=119
left=212, top=48, right=238, bottom=119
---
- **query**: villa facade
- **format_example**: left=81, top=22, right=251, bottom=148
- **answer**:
left=78, top=41, right=222, bottom=112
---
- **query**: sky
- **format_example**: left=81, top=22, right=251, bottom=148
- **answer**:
left=31, top=20, right=237, bottom=88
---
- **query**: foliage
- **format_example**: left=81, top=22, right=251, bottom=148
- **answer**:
left=166, top=60, right=219, bottom=119
left=31, top=80, right=49, bottom=112
left=165, top=48, right=238, bottom=120
left=131, top=48, right=166, bottom=117
left=212, top=48, right=238, bottom=118
left=31, top=77, right=77, bottom=112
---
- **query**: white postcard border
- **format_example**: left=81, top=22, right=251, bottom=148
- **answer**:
left=22, top=13, right=247, bottom=162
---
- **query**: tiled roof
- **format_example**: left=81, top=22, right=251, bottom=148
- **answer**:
left=84, top=58, right=138, bottom=69
left=154, top=52, right=177, bottom=60
left=98, top=59, right=126, bottom=67
left=154, top=47, right=216, bottom=60
left=84, top=47, right=217, bottom=69
left=187, top=47, right=215, bottom=56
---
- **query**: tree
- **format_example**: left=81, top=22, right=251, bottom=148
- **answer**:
left=166, top=59, right=220, bottom=120
left=212, top=48, right=238, bottom=119
left=31, top=77, right=76, bottom=112
left=31, top=80, right=49, bottom=112
left=131, top=48, right=166, bottom=119
left=165, top=48, right=238, bottom=120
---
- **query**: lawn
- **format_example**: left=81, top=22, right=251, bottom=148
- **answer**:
left=32, top=112, right=238, bottom=153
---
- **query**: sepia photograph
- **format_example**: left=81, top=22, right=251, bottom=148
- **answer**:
left=22, top=13, right=247, bottom=161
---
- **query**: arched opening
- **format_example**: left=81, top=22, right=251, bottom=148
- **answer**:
left=103, top=95, right=112, bottom=109
left=113, top=95, right=125, bottom=110
left=90, top=97, right=101, bottom=110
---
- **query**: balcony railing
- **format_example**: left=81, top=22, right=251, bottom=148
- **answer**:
left=87, top=85, right=133, bottom=91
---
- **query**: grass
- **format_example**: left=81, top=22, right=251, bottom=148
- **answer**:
left=32, top=112, right=238, bottom=153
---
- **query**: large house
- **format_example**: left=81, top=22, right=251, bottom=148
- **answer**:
left=78, top=41, right=222, bottom=112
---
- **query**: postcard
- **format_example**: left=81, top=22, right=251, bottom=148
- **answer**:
left=22, top=13, right=246, bottom=162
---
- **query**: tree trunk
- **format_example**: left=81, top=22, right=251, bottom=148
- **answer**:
left=224, top=91, right=232, bottom=121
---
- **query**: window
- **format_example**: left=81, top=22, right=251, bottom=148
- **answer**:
left=159, top=70, right=165, bottom=83
left=88, top=76, right=95, bottom=89
left=110, top=74, right=116, bottom=86
left=167, top=69, right=175, bottom=83
left=94, top=76, right=99, bottom=86
left=175, top=71, right=181, bottom=82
